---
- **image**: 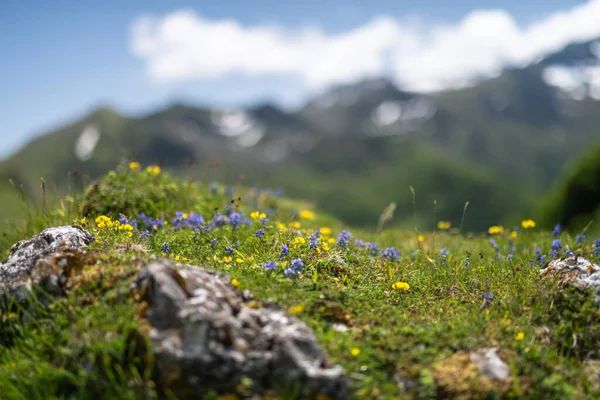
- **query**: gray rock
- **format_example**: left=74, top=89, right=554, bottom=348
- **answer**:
left=0, top=226, right=93, bottom=302
left=470, top=348, right=509, bottom=380
left=540, top=256, right=600, bottom=303
left=132, top=259, right=349, bottom=399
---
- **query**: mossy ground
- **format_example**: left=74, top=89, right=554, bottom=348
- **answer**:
left=1, top=163, right=600, bottom=399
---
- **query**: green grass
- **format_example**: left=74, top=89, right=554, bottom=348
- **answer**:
left=1, top=163, right=600, bottom=399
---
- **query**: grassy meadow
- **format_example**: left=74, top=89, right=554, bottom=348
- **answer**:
left=1, top=162, right=600, bottom=399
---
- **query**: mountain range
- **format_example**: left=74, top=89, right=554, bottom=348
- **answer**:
left=2, top=37, right=600, bottom=231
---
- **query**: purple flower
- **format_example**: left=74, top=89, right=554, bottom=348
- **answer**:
left=225, top=245, right=235, bottom=255
left=308, top=230, right=320, bottom=248
left=594, top=239, right=600, bottom=257
left=210, top=238, right=218, bottom=247
left=551, top=239, right=562, bottom=258
left=354, top=239, right=366, bottom=248
left=210, top=182, right=219, bottom=194
left=575, top=234, right=585, bottom=244
left=279, top=244, right=289, bottom=260
left=284, top=258, right=304, bottom=277
left=255, top=228, right=265, bottom=239
left=263, top=261, right=277, bottom=271
left=382, top=247, right=401, bottom=261
left=160, top=242, right=171, bottom=254
left=337, top=230, right=352, bottom=249
left=229, top=213, right=243, bottom=230
left=552, top=224, right=562, bottom=237
left=367, top=242, right=380, bottom=255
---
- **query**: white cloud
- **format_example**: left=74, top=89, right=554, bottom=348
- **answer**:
left=130, top=1, right=600, bottom=92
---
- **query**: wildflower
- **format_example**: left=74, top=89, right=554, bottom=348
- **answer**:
left=437, top=221, right=451, bottom=230
left=310, top=230, right=320, bottom=250
left=277, top=223, right=287, bottom=231
left=337, top=230, right=352, bottom=249
left=488, top=225, right=504, bottom=235
left=575, top=234, right=585, bottom=244
left=320, top=227, right=333, bottom=236
left=350, top=348, right=361, bottom=357
left=255, top=228, right=265, bottom=239
left=515, top=332, right=525, bottom=341
left=552, top=224, right=562, bottom=237
left=160, top=242, right=171, bottom=255
left=510, top=231, right=518, bottom=239
left=129, top=161, right=140, bottom=171
left=534, top=247, right=546, bottom=266
left=293, top=237, right=306, bottom=246
left=521, top=219, right=536, bottom=229
left=382, top=247, right=401, bottom=261
left=482, top=292, right=494, bottom=306
left=236, top=258, right=244, bottom=264
left=284, top=258, right=304, bottom=277
left=417, top=235, right=425, bottom=243
left=263, top=261, right=277, bottom=271
left=490, top=239, right=500, bottom=252
left=299, top=210, right=315, bottom=220
left=367, top=242, right=380, bottom=256
left=595, top=239, right=600, bottom=257
left=291, top=221, right=301, bottom=229
left=566, top=249, right=575, bottom=257
left=229, top=213, right=243, bottom=230
left=321, top=242, right=330, bottom=252
left=354, top=239, right=366, bottom=248
left=440, top=247, right=450, bottom=257
left=223, top=256, right=233, bottom=263
left=231, top=278, right=240, bottom=288
left=210, top=182, right=219, bottom=194
left=463, top=252, right=471, bottom=268
left=225, top=245, right=235, bottom=255
left=279, top=244, right=289, bottom=260
left=551, top=239, right=562, bottom=258
left=289, top=304, right=304, bottom=315
left=210, top=238, right=218, bottom=246
left=139, top=230, right=150, bottom=239
left=392, top=281, right=410, bottom=291
left=146, top=165, right=161, bottom=176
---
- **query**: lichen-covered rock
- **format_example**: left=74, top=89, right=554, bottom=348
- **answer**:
left=540, top=257, right=600, bottom=303
left=0, top=226, right=94, bottom=302
left=132, top=259, right=349, bottom=399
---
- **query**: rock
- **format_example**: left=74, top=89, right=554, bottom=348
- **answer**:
left=0, top=226, right=94, bottom=303
left=132, top=259, right=349, bottom=399
left=540, top=256, right=600, bottom=303
left=470, top=348, right=509, bottom=380
left=433, top=348, right=512, bottom=399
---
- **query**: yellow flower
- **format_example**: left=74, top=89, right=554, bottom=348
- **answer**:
left=299, top=210, right=315, bottom=220
left=293, top=237, right=306, bottom=246
left=250, top=211, right=260, bottom=220
left=223, top=256, right=233, bottom=263
left=488, top=225, right=504, bottom=235
left=321, top=242, right=330, bottom=252
left=515, top=331, right=525, bottom=341
left=328, top=238, right=335, bottom=244
left=418, top=235, right=425, bottom=243
left=129, top=161, right=140, bottom=171
left=392, top=281, right=410, bottom=291
left=291, top=221, right=301, bottom=229
left=288, top=304, right=304, bottom=315
left=350, top=347, right=361, bottom=357
left=231, top=278, right=240, bottom=288
left=521, top=219, right=536, bottom=229
left=437, top=221, right=451, bottom=230
left=277, top=223, right=287, bottom=231
left=236, top=258, right=244, bottom=264
left=146, top=165, right=161, bottom=176
left=510, top=231, right=518, bottom=239
left=320, top=227, right=332, bottom=236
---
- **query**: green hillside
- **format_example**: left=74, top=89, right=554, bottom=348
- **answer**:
left=2, top=165, right=600, bottom=398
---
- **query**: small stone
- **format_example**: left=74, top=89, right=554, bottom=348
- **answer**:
left=540, top=256, right=600, bottom=303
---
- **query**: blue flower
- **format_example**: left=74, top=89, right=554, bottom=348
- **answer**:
left=279, top=244, right=289, bottom=260
left=354, top=239, right=366, bottom=248
left=255, top=228, right=265, bottom=239
left=229, top=213, right=243, bottom=230
left=284, top=258, right=304, bottom=277
left=367, top=242, right=380, bottom=255
left=382, top=247, right=401, bottom=261
left=551, top=239, right=562, bottom=258
left=309, top=230, right=320, bottom=250
left=440, top=247, right=450, bottom=257
left=210, top=182, right=219, bottom=194
left=160, top=242, right=171, bottom=254
left=263, top=261, right=277, bottom=271
left=490, top=239, right=500, bottom=252
left=575, top=234, right=585, bottom=244
left=139, top=230, right=150, bottom=239
left=482, top=292, right=494, bottom=307
left=594, top=239, right=600, bottom=257
left=566, top=249, right=575, bottom=257
left=210, top=238, right=218, bottom=247
left=552, top=224, right=562, bottom=237
left=225, top=245, right=235, bottom=255
left=337, top=230, right=352, bottom=249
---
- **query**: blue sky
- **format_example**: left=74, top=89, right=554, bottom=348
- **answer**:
left=0, top=0, right=595, bottom=159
